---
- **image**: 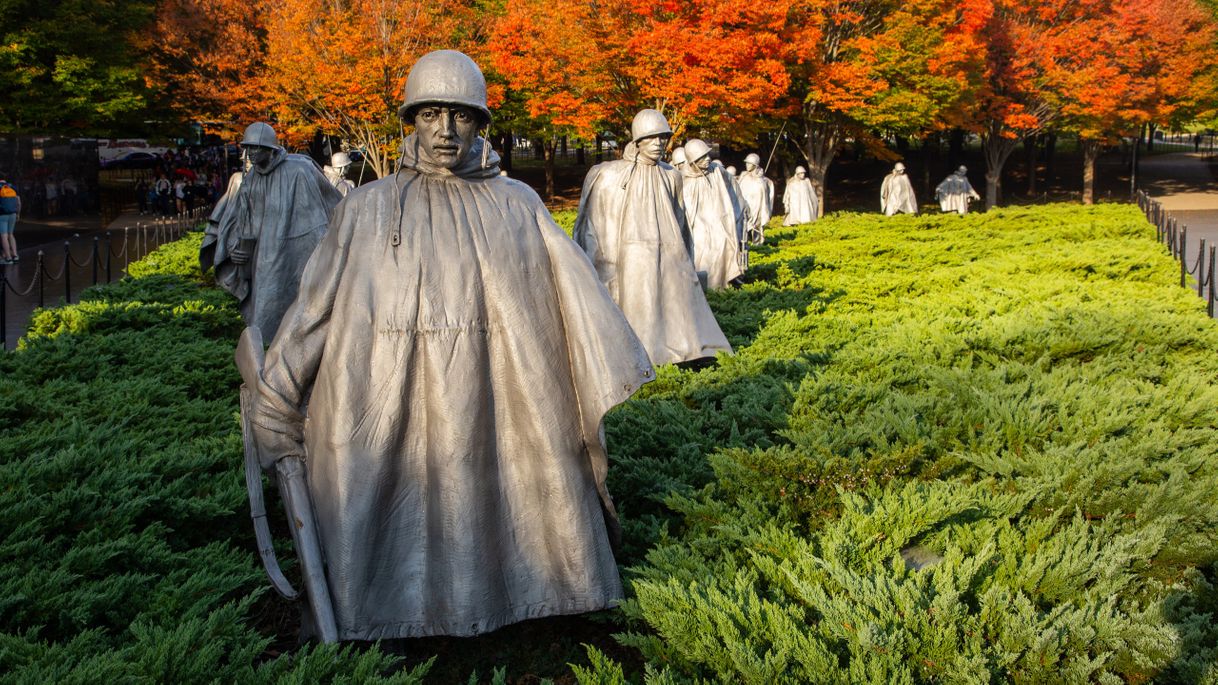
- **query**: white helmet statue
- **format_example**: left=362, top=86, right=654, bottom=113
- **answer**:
left=745, top=153, right=761, bottom=167
left=671, top=148, right=687, bottom=166
left=398, top=50, right=491, bottom=124
left=726, top=166, right=737, bottom=176
left=894, top=162, right=906, bottom=172
left=241, top=122, right=280, bottom=149
left=795, top=166, right=807, bottom=176
left=684, top=138, right=711, bottom=164
left=331, top=151, right=352, bottom=168
left=957, top=165, right=968, bottom=174
left=631, top=109, right=673, bottom=142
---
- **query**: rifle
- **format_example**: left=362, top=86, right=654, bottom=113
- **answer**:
left=236, top=326, right=339, bottom=643
left=763, top=121, right=789, bottom=175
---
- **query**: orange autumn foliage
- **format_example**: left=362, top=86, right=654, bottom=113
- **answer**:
left=262, top=0, right=484, bottom=178
left=142, top=0, right=270, bottom=130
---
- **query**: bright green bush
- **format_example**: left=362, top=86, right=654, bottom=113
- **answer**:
left=0, top=238, right=429, bottom=683
left=594, top=204, right=1218, bottom=684
left=5, top=203, right=1216, bottom=683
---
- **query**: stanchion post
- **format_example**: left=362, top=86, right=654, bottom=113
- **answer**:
left=92, top=237, right=99, bottom=285
left=1199, top=238, right=1207, bottom=296
left=1180, top=226, right=1188, bottom=288
left=63, top=241, right=71, bottom=304
left=1, top=274, right=7, bottom=351
left=1209, top=245, right=1216, bottom=318
left=37, top=251, right=44, bottom=308
left=105, top=231, right=112, bottom=283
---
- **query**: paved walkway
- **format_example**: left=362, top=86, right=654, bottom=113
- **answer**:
left=1140, top=152, right=1218, bottom=294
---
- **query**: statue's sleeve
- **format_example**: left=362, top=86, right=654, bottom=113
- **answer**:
left=572, top=165, right=604, bottom=257
left=254, top=197, right=354, bottom=437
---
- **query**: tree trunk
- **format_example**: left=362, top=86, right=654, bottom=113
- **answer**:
left=1130, top=124, right=1143, bottom=199
left=543, top=138, right=557, bottom=200
left=982, top=129, right=1020, bottom=210
left=922, top=134, right=938, bottom=200
left=576, top=143, right=585, bottom=166
left=1043, top=133, right=1057, bottom=183
left=1146, top=123, right=1156, bottom=152
left=949, top=128, right=965, bottom=168
left=802, top=120, right=841, bottom=218
left=1025, top=135, right=1038, bottom=197
left=595, top=134, right=603, bottom=163
left=499, top=132, right=513, bottom=172
left=1081, top=138, right=1099, bottom=205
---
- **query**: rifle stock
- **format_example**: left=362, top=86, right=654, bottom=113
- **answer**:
left=235, top=326, right=339, bottom=643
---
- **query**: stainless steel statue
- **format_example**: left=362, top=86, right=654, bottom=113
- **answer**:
left=782, top=166, right=819, bottom=225
left=243, top=50, right=653, bottom=642
left=573, top=109, right=732, bottom=366
left=324, top=152, right=356, bottom=197
left=201, top=122, right=341, bottom=340
left=681, top=139, right=744, bottom=289
left=737, top=152, right=774, bottom=243
left=936, top=165, right=981, bottom=215
left=880, top=162, right=918, bottom=216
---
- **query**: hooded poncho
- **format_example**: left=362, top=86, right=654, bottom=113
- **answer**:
left=681, top=161, right=744, bottom=289
left=936, top=172, right=981, bottom=215
left=204, top=149, right=341, bottom=340
left=881, top=171, right=917, bottom=216
left=783, top=175, right=819, bottom=225
left=737, top=167, right=774, bottom=243
left=573, top=143, right=732, bottom=366
left=252, top=134, right=654, bottom=641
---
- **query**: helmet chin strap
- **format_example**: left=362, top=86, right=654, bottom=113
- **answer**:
left=481, top=125, right=490, bottom=170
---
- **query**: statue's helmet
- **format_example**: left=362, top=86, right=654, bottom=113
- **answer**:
left=957, top=165, right=968, bottom=174
left=684, top=138, right=711, bottom=163
left=745, top=153, right=761, bottom=166
left=241, top=122, right=280, bottom=149
left=795, top=166, right=807, bottom=175
left=331, top=152, right=352, bottom=168
left=671, top=148, right=687, bottom=166
left=398, top=50, right=491, bottom=125
left=726, top=166, right=737, bottom=176
left=894, top=162, right=906, bottom=172
left=631, top=109, right=672, bottom=142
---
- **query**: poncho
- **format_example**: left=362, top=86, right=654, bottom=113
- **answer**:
left=325, top=166, right=355, bottom=197
left=936, top=173, right=981, bottom=215
left=783, top=177, right=819, bottom=225
left=573, top=143, right=732, bottom=366
left=207, top=149, right=341, bottom=340
left=881, top=172, right=918, bottom=216
left=681, top=162, right=744, bottom=289
left=737, top=168, right=774, bottom=243
left=200, top=171, right=246, bottom=299
left=253, top=134, right=654, bottom=641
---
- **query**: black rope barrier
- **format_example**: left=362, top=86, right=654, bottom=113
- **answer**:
left=2, top=208, right=210, bottom=350
left=1137, top=190, right=1216, bottom=318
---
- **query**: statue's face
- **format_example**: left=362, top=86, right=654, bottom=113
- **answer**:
left=413, top=105, right=479, bottom=169
left=243, top=145, right=274, bottom=171
left=745, top=161, right=757, bottom=171
left=797, top=170, right=806, bottom=179
left=694, top=156, right=711, bottom=172
left=637, top=134, right=670, bottom=164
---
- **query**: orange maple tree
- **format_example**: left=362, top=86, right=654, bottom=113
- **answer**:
left=1058, top=0, right=1218, bottom=203
left=780, top=0, right=987, bottom=214
left=142, top=0, right=271, bottom=130
left=261, top=0, right=484, bottom=178
left=489, top=0, right=791, bottom=198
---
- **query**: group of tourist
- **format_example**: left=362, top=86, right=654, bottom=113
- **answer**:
left=134, top=146, right=241, bottom=218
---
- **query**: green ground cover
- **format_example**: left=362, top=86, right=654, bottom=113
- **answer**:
left=2, top=204, right=1216, bottom=683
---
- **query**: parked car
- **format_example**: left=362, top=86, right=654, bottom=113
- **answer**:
left=101, top=152, right=161, bottom=169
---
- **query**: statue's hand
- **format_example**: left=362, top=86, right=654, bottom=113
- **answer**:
left=249, top=399, right=305, bottom=472
left=230, top=247, right=251, bottom=265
